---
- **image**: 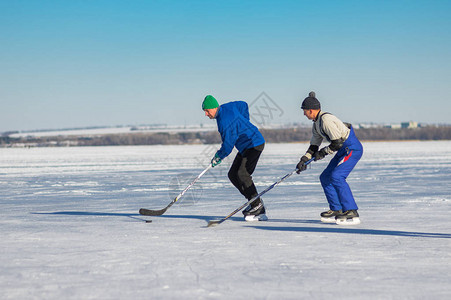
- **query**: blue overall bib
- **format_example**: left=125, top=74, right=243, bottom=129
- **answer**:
left=319, top=127, right=363, bottom=211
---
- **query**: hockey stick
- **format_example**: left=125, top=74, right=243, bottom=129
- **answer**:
left=139, top=165, right=212, bottom=216
left=207, top=158, right=314, bottom=227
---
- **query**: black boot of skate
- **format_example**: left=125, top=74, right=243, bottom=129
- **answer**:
left=243, top=198, right=268, bottom=222
left=320, top=209, right=342, bottom=223
left=335, top=210, right=361, bottom=225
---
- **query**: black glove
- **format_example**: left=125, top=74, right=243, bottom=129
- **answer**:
left=313, top=149, right=327, bottom=161
left=296, top=155, right=310, bottom=174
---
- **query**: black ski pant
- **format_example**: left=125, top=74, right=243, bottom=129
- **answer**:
left=228, top=143, right=264, bottom=203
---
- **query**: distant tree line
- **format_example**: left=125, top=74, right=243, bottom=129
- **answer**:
left=354, top=126, right=451, bottom=140
left=1, top=126, right=450, bottom=147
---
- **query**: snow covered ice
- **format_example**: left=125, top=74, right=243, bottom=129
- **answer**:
left=1, top=141, right=450, bottom=299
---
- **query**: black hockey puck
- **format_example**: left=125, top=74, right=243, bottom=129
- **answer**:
left=145, top=220, right=152, bottom=223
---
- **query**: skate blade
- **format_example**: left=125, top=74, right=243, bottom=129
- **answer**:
left=320, top=217, right=337, bottom=223
left=245, top=214, right=268, bottom=222
left=336, top=217, right=361, bottom=226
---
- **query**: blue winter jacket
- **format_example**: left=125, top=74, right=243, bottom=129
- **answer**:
left=215, top=101, right=265, bottom=159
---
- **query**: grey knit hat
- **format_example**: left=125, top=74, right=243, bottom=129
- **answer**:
left=301, top=91, right=321, bottom=110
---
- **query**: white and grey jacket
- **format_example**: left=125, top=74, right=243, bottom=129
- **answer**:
left=305, top=111, right=351, bottom=158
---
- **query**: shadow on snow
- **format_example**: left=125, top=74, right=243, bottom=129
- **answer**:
left=31, top=212, right=451, bottom=238
left=32, top=211, right=146, bottom=222
left=248, top=220, right=451, bottom=239
left=31, top=211, right=241, bottom=223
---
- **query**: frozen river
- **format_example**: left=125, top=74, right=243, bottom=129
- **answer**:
left=1, top=141, right=450, bottom=299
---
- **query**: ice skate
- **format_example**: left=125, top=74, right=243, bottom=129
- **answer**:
left=320, top=209, right=342, bottom=223
left=243, top=199, right=268, bottom=222
left=335, top=210, right=360, bottom=225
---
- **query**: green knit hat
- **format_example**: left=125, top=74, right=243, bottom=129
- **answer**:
left=202, top=95, right=219, bottom=110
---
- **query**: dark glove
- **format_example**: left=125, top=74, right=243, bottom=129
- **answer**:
left=313, top=149, right=327, bottom=161
left=211, top=153, right=222, bottom=168
left=296, top=155, right=309, bottom=174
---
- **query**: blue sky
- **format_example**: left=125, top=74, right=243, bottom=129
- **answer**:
left=1, top=0, right=450, bottom=131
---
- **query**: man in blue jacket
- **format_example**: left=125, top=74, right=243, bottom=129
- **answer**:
left=202, top=95, right=267, bottom=221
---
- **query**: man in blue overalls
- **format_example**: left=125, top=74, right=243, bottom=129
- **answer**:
left=203, top=95, right=267, bottom=221
left=296, top=92, right=363, bottom=225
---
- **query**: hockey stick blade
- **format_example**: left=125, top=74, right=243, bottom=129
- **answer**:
left=139, top=202, right=174, bottom=216
left=206, top=198, right=251, bottom=227
left=207, top=220, right=221, bottom=227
